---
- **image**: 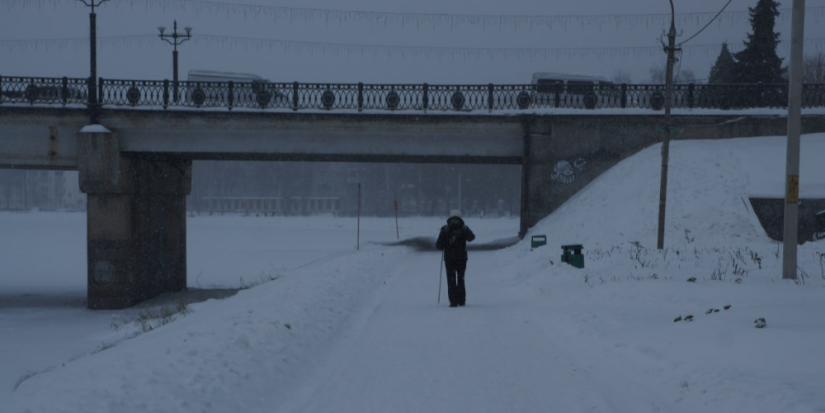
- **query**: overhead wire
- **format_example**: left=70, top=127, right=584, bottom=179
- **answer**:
left=679, top=0, right=734, bottom=47
left=2, top=0, right=824, bottom=31
left=2, top=34, right=824, bottom=62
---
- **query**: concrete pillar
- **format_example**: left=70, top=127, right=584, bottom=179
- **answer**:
left=524, top=117, right=554, bottom=231
left=519, top=116, right=533, bottom=239
left=78, top=126, right=191, bottom=309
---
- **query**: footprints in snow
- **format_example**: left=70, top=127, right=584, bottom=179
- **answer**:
left=673, top=306, right=766, bottom=328
left=673, top=305, right=731, bottom=323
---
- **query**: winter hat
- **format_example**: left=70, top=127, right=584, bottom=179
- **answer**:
left=449, top=209, right=462, bottom=218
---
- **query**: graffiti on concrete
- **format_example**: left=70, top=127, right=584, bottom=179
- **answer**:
left=550, top=149, right=620, bottom=185
left=551, top=160, right=576, bottom=184
left=92, top=260, right=115, bottom=285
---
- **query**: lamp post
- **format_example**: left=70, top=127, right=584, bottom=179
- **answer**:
left=77, top=0, right=109, bottom=124
left=158, top=20, right=192, bottom=103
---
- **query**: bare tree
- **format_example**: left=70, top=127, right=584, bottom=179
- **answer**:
left=611, top=69, right=633, bottom=84
left=676, top=69, right=696, bottom=84
left=649, top=65, right=666, bottom=83
left=803, top=52, right=825, bottom=83
left=652, top=64, right=698, bottom=84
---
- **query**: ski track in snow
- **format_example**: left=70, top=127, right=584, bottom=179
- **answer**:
left=277, top=250, right=688, bottom=413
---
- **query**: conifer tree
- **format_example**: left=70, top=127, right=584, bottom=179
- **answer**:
left=708, top=42, right=737, bottom=84
left=733, top=0, right=785, bottom=84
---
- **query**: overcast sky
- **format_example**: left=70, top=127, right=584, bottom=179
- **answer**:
left=1, top=0, right=824, bottom=84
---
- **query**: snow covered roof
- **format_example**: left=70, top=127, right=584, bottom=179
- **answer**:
left=531, top=72, right=610, bottom=83
left=187, top=70, right=268, bottom=82
left=79, top=124, right=111, bottom=133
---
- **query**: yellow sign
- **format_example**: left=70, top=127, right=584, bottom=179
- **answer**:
left=787, top=175, right=799, bottom=203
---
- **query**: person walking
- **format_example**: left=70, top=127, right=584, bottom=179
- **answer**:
left=436, top=210, right=475, bottom=307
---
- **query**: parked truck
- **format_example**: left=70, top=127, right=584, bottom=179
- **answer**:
left=185, top=70, right=286, bottom=107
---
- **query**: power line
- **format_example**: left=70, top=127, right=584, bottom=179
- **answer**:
left=2, top=34, right=824, bottom=62
left=2, top=0, right=825, bottom=31
left=679, top=0, right=733, bottom=46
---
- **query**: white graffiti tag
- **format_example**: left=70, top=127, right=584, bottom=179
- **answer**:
left=551, top=160, right=575, bottom=185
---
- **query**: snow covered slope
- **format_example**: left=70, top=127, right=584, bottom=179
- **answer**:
left=2, top=134, right=824, bottom=413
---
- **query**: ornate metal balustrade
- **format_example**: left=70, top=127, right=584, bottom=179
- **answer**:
left=0, top=76, right=89, bottom=106
left=2, top=75, right=825, bottom=112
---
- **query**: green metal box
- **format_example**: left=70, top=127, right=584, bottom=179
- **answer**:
left=531, top=235, right=547, bottom=250
left=561, top=244, right=584, bottom=269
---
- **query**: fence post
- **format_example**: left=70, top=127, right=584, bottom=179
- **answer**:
left=488, top=84, right=494, bottom=111
left=757, top=82, right=765, bottom=108
left=228, top=81, right=234, bottom=110
left=358, top=82, right=364, bottom=112
left=423, top=83, right=429, bottom=111
left=62, top=77, right=69, bottom=105
left=554, top=84, right=561, bottom=108
left=621, top=83, right=628, bottom=108
left=688, top=83, right=695, bottom=109
left=801, top=84, right=807, bottom=108
left=163, top=79, right=169, bottom=109
left=97, top=77, right=104, bottom=110
left=28, top=78, right=35, bottom=105
left=293, top=82, right=299, bottom=111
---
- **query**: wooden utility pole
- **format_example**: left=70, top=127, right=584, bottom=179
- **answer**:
left=783, top=0, right=806, bottom=279
left=657, top=0, right=680, bottom=250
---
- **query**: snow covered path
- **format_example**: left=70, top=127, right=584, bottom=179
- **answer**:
left=278, top=250, right=682, bottom=413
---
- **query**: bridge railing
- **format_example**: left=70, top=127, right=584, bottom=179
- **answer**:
left=0, top=76, right=89, bottom=106
left=3, top=75, right=825, bottom=112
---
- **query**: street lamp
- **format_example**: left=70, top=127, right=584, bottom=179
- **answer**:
left=158, top=20, right=192, bottom=102
left=76, top=0, right=109, bottom=124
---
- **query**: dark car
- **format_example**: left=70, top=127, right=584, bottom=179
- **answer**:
left=19, top=85, right=85, bottom=103
left=0, top=90, right=24, bottom=101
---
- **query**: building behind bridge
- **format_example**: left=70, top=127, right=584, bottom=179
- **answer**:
left=0, top=170, right=86, bottom=211
left=0, top=163, right=520, bottom=218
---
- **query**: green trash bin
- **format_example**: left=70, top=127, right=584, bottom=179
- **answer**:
left=531, top=235, right=547, bottom=250
left=561, top=244, right=584, bottom=269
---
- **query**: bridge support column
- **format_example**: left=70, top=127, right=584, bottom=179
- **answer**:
left=78, top=127, right=191, bottom=309
left=519, top=119, right=533, bottom=239
left=520, top=116, right=554, bottom=236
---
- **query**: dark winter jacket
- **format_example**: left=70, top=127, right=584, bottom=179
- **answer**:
left=435, top=216, right=475, bottom=262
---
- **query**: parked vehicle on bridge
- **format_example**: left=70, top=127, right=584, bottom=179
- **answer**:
left=0, top=90, right=23, bottom=100
left=531, top=72, right=615, bottom=108
left=2, top=85, right=83, bottom=104
left=185, top=70, right=287, bottom=108
left=24, top=86, right=84, bottom=103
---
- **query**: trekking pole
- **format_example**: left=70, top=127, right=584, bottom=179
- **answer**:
left=437, top=250, right=444, bottom=304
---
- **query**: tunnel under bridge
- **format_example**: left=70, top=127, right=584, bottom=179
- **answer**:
left=2, top=107, right=824, bottom=308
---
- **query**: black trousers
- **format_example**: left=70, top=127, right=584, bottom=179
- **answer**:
left=444, top=259, right=467, bottom=306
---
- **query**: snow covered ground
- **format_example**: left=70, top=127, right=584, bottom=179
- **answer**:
left=2, top=134, right=825, bottom=413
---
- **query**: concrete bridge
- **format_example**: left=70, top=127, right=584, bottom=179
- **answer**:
left=2, top=105, right=824, bottom=309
